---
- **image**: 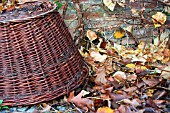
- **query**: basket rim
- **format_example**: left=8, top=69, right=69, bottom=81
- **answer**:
left=0, top=1, right=57, bottom=23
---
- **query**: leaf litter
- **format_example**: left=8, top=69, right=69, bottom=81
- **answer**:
left=1, top=24, right=170, bottom=113
left=0, top=1, right=170, bottom=113
left=69, top=28, right=170, bottom=113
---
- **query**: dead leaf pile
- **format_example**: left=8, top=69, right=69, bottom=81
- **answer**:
left=71, top=29, right=170, bottom=112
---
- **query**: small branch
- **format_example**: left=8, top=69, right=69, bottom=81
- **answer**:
left=62, top=1, right=68, bottom=19
left=156, top=86, right=170, bottom=91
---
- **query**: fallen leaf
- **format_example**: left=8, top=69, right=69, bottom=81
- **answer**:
left=123, top=99, right=139, bottom=107
left=67, top=91, right=75, bottom=102
left=87, top=30, right=98, bottom=41
left=103, top=0, right=116, bottom=11
left=152, top=12, right=167, bottom=28
left=132, top=56, right=147, bottom=64
left=0, top=3, right=4, bottom=13
left=134, top=109, right=145, bottom=113
left=143, top=78, right=159, bottom=87
left=94, top=66, right=108, bottom=84
left=153, top=100, right=165, bottom=105
left=113, top=28, right=125, bottom=39
left=160, top=65, right=170, bottom=80
left=40, top=103, right=51, bottom=113
left=118, top=105, right=133, bottom=113
left=110, top=93, right=128, bottom=102
left=97, top=107, right=114, bottom=113
left=113, top=71, right=126, bottom=82
left=135, top=65, right=147, bottom=74
left=153, top=52, right=164, bottom=61
left=123, top=25, right=133, bottom=33
left=165, top=6, right=170, bottom=14
left=160, top=30, right=170, bottom=41
left=90, top=50, right=107, bottom=62
left=163, top=48, right=170, bottom=57
left=117, top=0, right=126, bottom=7
left=127, top=74, right=137, bottom=81
left=105, top=58, right=114, bottom=74
left=146, top=89, right=155, bottom=97
left=126, top=63, right=135, bottom=72
left=68, top=90, right=94, bottom=111
left=123, top=86, right=137, bottom=92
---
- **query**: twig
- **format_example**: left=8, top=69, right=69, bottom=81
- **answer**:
left=62, top=1, right=68, bottom=19
left=72, top=103, right=83, bottom=113
left=156, top=86, right=170, bottom=91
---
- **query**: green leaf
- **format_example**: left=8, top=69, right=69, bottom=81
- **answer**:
left=0, top=100, right=3, bottom=105
left=55, top=1, right=62, bottom=10
left=3, top=106, right=8, bottom=109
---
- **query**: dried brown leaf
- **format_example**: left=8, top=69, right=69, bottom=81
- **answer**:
left=87, top=30, right=98, bottom=41
left=118, top=105, right=133, bottom=113
left=110, top=94, right=128, bottom=102
left=127, top=74, right=137, bottom=81
left=123, top=99, right=139, bottom=107
left=105, top=58, right=114, bottom=74
left=94, top=66, right=107, bottom=85
left=113, top=71, right=126, bottom=82
left=123, top=86, right=137, bottom=92
left=160, top=65, right=170, bottom=80
left=143, top=78, right=159, bottom=87
left=68, top=90, right=93, bottom=111
left=90, top=50, right=107, bottom=62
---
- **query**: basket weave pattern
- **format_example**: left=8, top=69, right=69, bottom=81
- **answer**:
left=0, top=2, right=88, bottom=106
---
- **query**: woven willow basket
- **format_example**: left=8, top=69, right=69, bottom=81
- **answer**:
left=0, top=1, right=88, bottom=106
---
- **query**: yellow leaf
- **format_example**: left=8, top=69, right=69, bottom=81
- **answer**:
left=97, top=107, right=114, bottom=113
left=0, top=3, right=4, bottom=13
left=140, top=66, right=147, bottom=70
left=146, top=89, right=155, bottom=97
left=113, top=28, right=125, bottom=39
left=126, top=63, right=135, bottom=72
left=138, top=41, right=145, bottom=50
left=152, top=12, right=167, bottom=28
left=126, top=63, right=135, bottom=69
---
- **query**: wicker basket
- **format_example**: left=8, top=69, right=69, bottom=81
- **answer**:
left=0, top=1, right=88, bottom=106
